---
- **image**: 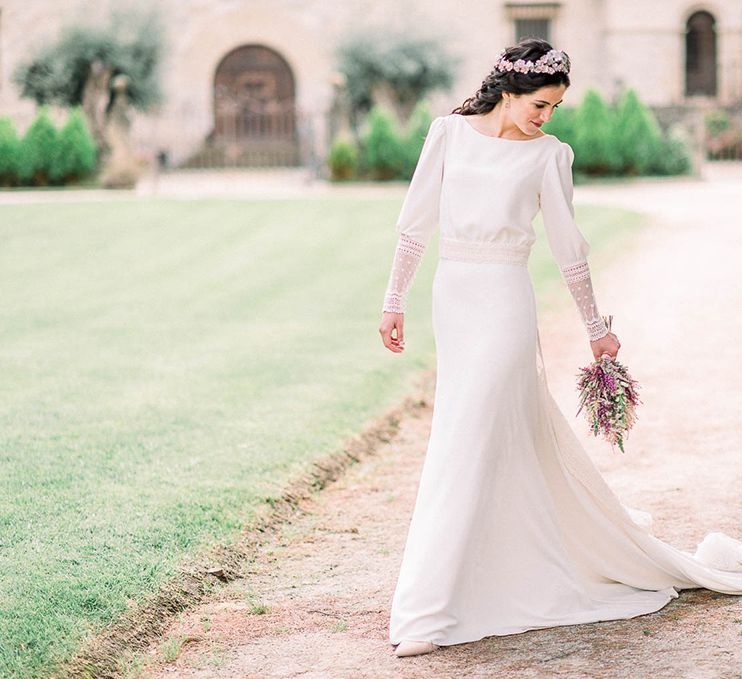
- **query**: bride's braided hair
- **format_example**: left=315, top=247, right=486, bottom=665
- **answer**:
left=451, top=38, right=571, bottom=116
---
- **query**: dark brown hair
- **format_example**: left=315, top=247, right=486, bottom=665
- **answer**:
left=451, top=38, right=570, bottom=115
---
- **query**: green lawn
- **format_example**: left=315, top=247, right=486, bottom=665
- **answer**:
left=0, top=196, right=646, bottom=677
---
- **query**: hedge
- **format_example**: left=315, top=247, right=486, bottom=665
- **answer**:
left=0, top=107, right=98, bottom=187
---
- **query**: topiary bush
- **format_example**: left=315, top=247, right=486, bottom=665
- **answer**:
left=545, top=87, right=692, bottom=178
left=18, top=108, right=58, bottom=186
left=572, top=89, right=621, bottom=175
left=400, top=102, right=433, bottom=179
left=0, top=109, right=99, bottom=188
left=541, top=104, right=576, bottom=145
left=50, top=108, right=98, bottom=183
left=360, top=105, right=406, bottom=180
left=648, top=132, right=693, bottom=175
left=613, top=89, right=664, bottom=175
left=327, top=136, right=359, bottom=181
left=0, top=118, right=21, bottom=187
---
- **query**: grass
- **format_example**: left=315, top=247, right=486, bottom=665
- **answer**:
left=0, top=195, right=647, bottom=677
left=159, top=635, right=186, bottom=662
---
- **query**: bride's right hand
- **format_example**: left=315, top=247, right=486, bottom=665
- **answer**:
left=379, top=312, right=405, bottom=353
left=590, top=331, right=620, bottom=361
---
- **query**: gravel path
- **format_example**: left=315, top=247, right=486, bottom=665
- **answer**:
left=135, top=172, right=742, bottom=679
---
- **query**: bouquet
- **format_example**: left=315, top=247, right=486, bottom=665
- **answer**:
left=575, top=315, right=642, bottom=453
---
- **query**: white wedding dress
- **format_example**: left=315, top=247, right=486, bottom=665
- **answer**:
left=382, top=113, right=742, bottom=647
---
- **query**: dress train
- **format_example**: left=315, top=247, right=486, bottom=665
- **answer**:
left=388, top=259, right=742, bottom=647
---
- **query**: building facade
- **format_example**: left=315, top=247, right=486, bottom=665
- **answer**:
left=0, top=0, right=740, bottom=168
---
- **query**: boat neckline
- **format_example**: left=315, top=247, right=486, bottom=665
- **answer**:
left=454, top=114, right=552, bottom=143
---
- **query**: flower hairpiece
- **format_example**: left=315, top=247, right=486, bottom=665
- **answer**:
left=494, top=48, right=570, bottom=75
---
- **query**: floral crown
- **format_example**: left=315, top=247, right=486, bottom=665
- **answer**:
left=494, top=48, right=570, bottom=75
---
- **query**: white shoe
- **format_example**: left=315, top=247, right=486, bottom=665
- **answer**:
left=393, top=639, right=440, bottom=657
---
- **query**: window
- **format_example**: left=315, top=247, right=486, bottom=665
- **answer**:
left=515, top=18, right=550, bottom=43
left=505, top=3, right=561, bottom=43
left=685, top=10, right=717, bottom=96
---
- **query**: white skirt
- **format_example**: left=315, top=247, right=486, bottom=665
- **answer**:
left=389, top=252, right=742, bottom=647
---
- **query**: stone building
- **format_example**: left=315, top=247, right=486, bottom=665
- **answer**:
left=0, top=0, right=739, bottom=168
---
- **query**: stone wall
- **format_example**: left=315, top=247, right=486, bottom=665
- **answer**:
left=0, top=0, right=740, bottom=167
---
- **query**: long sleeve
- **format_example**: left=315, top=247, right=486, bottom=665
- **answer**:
left=382, top=116, right=446, bottom=313
left=539, top=142, right=609, bottom=341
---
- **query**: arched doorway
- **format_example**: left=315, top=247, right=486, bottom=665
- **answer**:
left=209, top=45, right=300, bottom=166
left=685, top=10, right=717, bottom=96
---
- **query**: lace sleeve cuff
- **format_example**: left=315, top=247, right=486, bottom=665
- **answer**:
left=382, top=234, right=426, bottom=314
left=561, top=261, right=610, bottom=341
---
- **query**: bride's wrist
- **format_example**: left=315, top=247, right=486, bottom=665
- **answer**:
left=589, top=329, right=611, bottom=343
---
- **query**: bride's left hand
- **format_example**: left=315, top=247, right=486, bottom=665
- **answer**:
left=590, top=331, right=620, bottom=361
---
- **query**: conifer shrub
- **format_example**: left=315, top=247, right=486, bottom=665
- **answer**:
left=50, top=108, right=98, bottom=184
left=327, top=136, right=359, bottom=180
left=572, top=89, right=621, bottom=175
left=360, top=106, right=406, bottom=180
left=18, top=108, right=57, bottom=186
left=545, top=87, right=692, bottom=178
left=0, top=118, right=21, bottom=187
left=400, top=103, right=433, bottom=179
left=613, top=89, right=663, bottom=175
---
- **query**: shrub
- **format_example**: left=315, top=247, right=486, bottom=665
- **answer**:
left=613, top=89, right=663, bottom=175
left=400, top=102, right=433, bottom=179
left=542, top=104, right=576, bottom=143
left=647, top=130, right=693, bottom=175
left=705, top=109, right=730, bottom=137
left=18, top=108, right=58, bottom=186
left=572, top=89, right=621, bottom=175
left=0, top=118, right=21, bottom=186
left=327, top=136, right=359, bottom=181
left=704, top=109, right=742, bottom=160
left=360, top=106, right=406, bottom=180
left=50, top=108, right=98, bottom=183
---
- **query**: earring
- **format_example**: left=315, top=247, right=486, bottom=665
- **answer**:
left=505, top=99, right=510, bottom=108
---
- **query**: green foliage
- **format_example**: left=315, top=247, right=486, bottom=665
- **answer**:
left=50, top=108, right=98, bottom=183
left=0, top=118, right=21, bottom=186
left=703, top=108, right=742, bottom=159
left=13, top=8, right=164, bottom=111
left=705, top=109, right=730, bottom=137
left=327, top=136, right=359, bottom=181
left=400, top=102, right=434, bottom=177
left=613, top=89, right=663, bottom=175
left=573, top=89, right=621, bottom=175
left=18, top=108, right=58, bottom=185
left=331, top=102, right=436, bottom=181
left=647, top=132, right=693, bottom=175
left=360, top=106, right=406, bottom=180
left=546, top=87, right=692, bottom=178
left=0, top=109, right=97, bottom=187
left=336, top=30, right=457, bottom=119
left=541, top=104, right=576, bottom=142
left=337, top=101, right=449, bottom=182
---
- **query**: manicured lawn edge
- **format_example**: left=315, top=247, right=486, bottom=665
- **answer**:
left=57, top=371, right=435, bottom=678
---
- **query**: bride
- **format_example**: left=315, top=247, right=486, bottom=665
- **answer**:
left=377, top=38, right=742, bottom=659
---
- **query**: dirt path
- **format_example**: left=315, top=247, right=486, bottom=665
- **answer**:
left=133, top=175, right=742, bottom=679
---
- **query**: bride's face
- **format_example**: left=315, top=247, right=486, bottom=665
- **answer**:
left=508, top=84, right=567, bottom=135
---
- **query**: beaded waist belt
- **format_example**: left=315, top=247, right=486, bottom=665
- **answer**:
left=439, top=237, right=531, bottom=265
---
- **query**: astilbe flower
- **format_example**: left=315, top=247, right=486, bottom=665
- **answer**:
left=575, top=315, right=642, bottom=453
